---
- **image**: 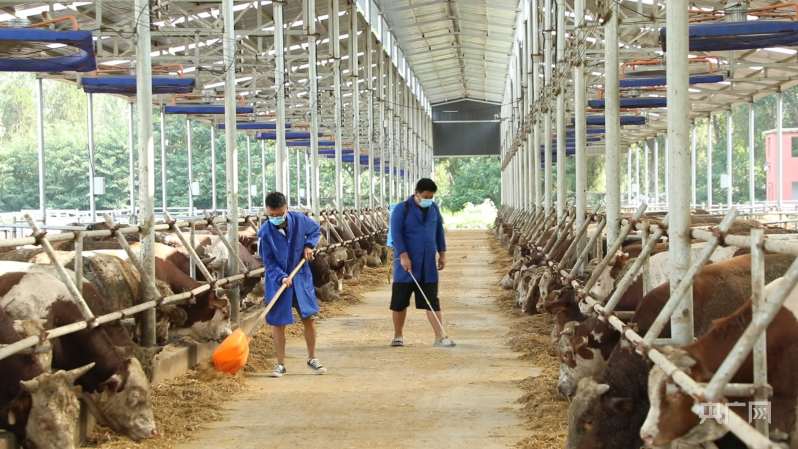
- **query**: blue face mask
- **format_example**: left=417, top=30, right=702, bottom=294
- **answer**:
left=419, top=198, right=434, bottom=208
left=269, top=215, right=286, bottom=226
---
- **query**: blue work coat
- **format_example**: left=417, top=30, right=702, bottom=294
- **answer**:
left=258, top=211, right=321, bottom=326
left=391, top=196, right=446, bottom=284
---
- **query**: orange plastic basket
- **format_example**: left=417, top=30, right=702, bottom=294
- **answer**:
left=212, top=329, right=250, bottom=374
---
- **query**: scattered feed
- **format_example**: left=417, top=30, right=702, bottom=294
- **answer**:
left=491, top=235, right=568, bottom=449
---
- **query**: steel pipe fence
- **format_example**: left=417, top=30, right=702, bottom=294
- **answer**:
left=0, top=207, right=388, bottom=363
left=495, top=203, right=798, bottom=449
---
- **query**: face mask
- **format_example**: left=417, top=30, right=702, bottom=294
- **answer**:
left=269, top=215, right=286, bottom=226
left=419, top=198, right=434, bottom=208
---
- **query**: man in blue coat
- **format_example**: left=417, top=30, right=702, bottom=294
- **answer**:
left=389, top=178, right=455, bottom=347
left=258, top=191, right=327, bottom=377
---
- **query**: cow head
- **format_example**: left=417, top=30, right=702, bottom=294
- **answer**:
left=558, top=318, right=609, bottom=399
left=191, top=289, right=233, bottom=340
left=316, top=281, right=340, bottom=302
left=19, top=363, right=95, bottom=449
left=566, top=378, right=610, bottom=449
left=588, top=251, right=630, bottom=304
left=83, top=357, right=157, bottom=441
left=197, top=238, right=230, bottom=278
left=641, top=347, right=723, bottom=447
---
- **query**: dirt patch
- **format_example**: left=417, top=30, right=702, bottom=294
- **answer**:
left=490, top=237, right=568, bottom=449
left=83, top=262, right=391, bottom=449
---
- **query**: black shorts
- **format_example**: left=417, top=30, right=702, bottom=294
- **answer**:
left=390, top=282, right=440, bottom=312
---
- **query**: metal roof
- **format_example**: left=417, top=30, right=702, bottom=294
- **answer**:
left=498, top=0, right=798, bottom=158
left=377, top=0, right=520, bottom=104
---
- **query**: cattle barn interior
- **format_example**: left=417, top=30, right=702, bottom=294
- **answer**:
left=2, top=1, right=798, bottom=448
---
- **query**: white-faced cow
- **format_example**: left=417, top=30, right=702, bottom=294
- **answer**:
left=0, top=261, right=157, bottom=441
left=0, top=306, right=95, bottom=449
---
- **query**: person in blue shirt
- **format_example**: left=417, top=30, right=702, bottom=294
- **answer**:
left=258, top=191, right=327, bottom=377
left=389, top=178, right=455, bottom=347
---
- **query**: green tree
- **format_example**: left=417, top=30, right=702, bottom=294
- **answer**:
left=434, top=156, right=500, bottom=212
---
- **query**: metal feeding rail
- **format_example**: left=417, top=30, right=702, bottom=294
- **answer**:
left=498, top=203, right=798, bottom=448
left=0, top=208, right=387, bottom=363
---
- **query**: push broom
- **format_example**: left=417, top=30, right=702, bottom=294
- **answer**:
left=212, top=259, right=307, bottom=374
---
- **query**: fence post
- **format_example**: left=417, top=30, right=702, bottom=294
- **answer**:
left=749, top=227, right=769, bottom=437
left=74, top=231, right=84, bottom=289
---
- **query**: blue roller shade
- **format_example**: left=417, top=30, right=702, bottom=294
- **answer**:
left=0, top=28, right=96, bottom=72
left=588, top=97, right=667, bottom=109
left=81, top=76, right=195, bottom=94
left=164, top=104, right=254, bottom=115
left=217, top=122, right=292, bottom=130
left=661, top=21, right=798, bottom=52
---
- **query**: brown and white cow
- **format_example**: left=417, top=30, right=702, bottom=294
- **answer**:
left=641, top=276, right=798, bottom=448
left=122, top=243, right=232, bottom=341
left=0, top=306, right=95, bottom=449
left=0, top=262, right=157, bottom=441
left=560, top=253, right=794, bottom=400
left=568, top=253, right=795, bottom=449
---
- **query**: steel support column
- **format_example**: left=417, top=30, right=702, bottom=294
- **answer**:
left=777, top=91, right=784, bottom=209
left=666, top=0, right=694, bottom=345
left=351, top=2, right=361, bottom=209
left=160, top=107, right=167, bottom=213
left=187, top=118, right=194, bottom=216
left=555, top=0, right=566, bottom=219
left=627, top=150, right=633, bottom=204
left=749, top=104, right=755, bottom=211
left=378, top=42, right=386, bottom=206
left=691, top=127, right=697, bottom=206
left=304, top=0, right=320, bottom=214
left=330, top=0, right=343, bottom=208
left=211, top=125, right=217, bottom=212
left=366, top=31, right=375, bottom=208
left=223, top=0, right=240, bottom=326
left=261, top=140, right=266, bottom=208
left=543, top=0, right=553, bottom=216
left=532, top=0, right=541, bottom=209
left=128, top=101, right=135, bottom=221
left=246, top=136, right=252, bottom=211
left=605, top=0, right=621, bottom=243
left=708, top=115, right=713, bottom=209
left=87, top=93, right=97, bottom=222
left=134, top=0, right=156, bottom=346
left=727, top=111, right=733, bottom=208
left=36, top=78, right=46, bottom=223
left=387, top=48, right=395, bottom=203
left=274, top=0, right=288, bottom=195
left=643, top=140, right=650, bottom=201
left=654, top=137, right=659, bottom=202
left=574, top=0, right=587, bottom=261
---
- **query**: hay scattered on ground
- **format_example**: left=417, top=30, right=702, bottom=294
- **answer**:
left=83, top=261, right=392, bottom=449
left=83, top=363, right=247, bottom=449
left=489, top=236, right=568, bottom=449
left=244, top=326, right=274, bottom=373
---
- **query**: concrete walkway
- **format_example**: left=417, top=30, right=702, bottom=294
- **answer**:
left=176, top=230, right=535, bottom=449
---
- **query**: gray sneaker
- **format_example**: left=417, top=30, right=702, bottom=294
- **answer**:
left=433, top=337, right=456, bottom=347
left=307, top=358, right=327, bottom=375
left=270, top=363, right=286, bottom=378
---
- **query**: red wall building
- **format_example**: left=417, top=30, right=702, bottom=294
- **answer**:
left=764, top=128, right=798, bottom=202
